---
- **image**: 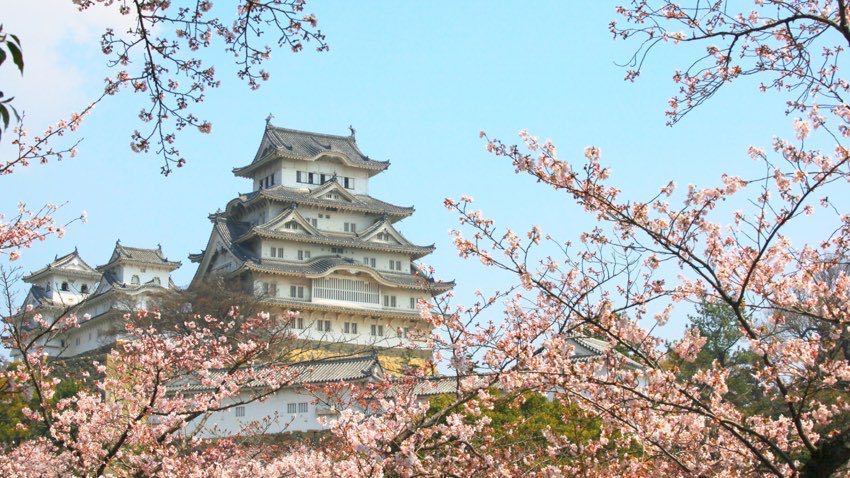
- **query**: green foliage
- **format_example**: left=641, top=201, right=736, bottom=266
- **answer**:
left=679, top=302, right=770, bottom=416
left=0, top=386, right=29, bottom=446
left=428, top=389, right=619, bottom=467
left=0, top=375, right=80, bottom=448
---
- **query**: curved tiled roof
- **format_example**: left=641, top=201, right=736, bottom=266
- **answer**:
left=240, top=255, right=454, bottom=292
left=211, top=215, right=256, bottom=262
left=228, top=185, right=414, bottom=219
left=231, top=207, right=434, bottom=259
left=262, top=297, right=424, bottom=319
left=97, top=242, right=181, bottom=272
left=24, top=285, right=53, bottom=307
left=85, top=270, right=172, bottom=302
left=242, top=227, right=436, bottom=259
left=178, top=353, right=383, bottom=392
left=23, top=249, right=101, bottom=283
left=233, top=125, right=390, bottom=177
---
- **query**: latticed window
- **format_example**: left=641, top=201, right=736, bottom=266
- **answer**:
left=313, top=277, right=379, bottom=304
left=289, top=285, right=305, bottom=299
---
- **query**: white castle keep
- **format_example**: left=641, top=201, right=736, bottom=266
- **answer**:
left=13, top=121, right=612, bottom=435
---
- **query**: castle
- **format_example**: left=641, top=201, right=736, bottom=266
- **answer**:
left=13, top=121, right=457, bottom=434
left=14, top=120, right=612, bottom=436
left=188, top=121, right=454, bottom=370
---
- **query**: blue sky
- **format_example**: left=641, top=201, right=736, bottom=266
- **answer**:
left=2, top=1, right=805, bottom=334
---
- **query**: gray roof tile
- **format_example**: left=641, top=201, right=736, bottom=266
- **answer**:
left=234, top=125, right=390, bottom=175
left=231, top=185, right=414, bottom=218
left=23, top=249, right=100, bottom=283
left=97, top=242, right=181, bottom=271
left=244, top=255, right=454, bottom=291
left=179, top=354, right=383, bottom=392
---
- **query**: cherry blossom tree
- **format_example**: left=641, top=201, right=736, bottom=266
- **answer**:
left=0, top=203, right=86, bottom=262
left=6, top=2, right=850, bottom=477
left=0, top=300, right=324, bottom=477
left=202, top=2, right=850, bottom=476
left=1, top=0, right=326, bottom=262
left=2, top=0, right=326, bottom=176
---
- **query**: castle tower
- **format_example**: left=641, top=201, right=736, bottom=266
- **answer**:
left=190, top=122, right=454, bottom=369
left=21, top=249, right=101, bottom=309
left=13, top=244, right=181, bottom=358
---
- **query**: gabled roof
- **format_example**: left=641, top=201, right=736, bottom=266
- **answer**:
left=23, top=249, right=101, bottom=283
left=97, top=241, right=182, bottom=272
left=22, top=285, right=54, bottom=308
left=227, top=185, right=414, bottom=220
left=263, top=207, right=322, bottom=236
left=192, top=214, right=451, bottom=292
left=239, top=256, right=455, bottom=292
left=177, top=353, right=384, bottom=392
left=234, top=211, right=435, bottom=259
left=263, top=297, right=426, bottom=320
left=87, top=270, right=173, bottom=299
left=240, top=227, right=436, bottom=260
left=569, top=336, right=642, bottom=368
left=308, top=178, right=359, bottom=203
left=188, top=215, right=258, bottom=287
left=233, top=124, right=390, bottom=178
left=358, top=217, right=413, bottom=246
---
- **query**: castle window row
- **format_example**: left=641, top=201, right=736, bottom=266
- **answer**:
left=286, top=402, right=309, bottom=414
left=283, top=318, right=391, bottom=338
left=295, top=171, right=355, bottom=190
left=261, top=280, right=420, bottom=311
left=313, top=277, right=380, bottom=304
left=258, top=173, right=276, bottom=189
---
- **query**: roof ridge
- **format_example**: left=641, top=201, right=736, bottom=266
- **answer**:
left=293, top=353, right=377, bottom=367
left=269, top=125, right=356, bottom=142
left=53, top=249, right=80, bottom=263
left=121, top=245, right=160, bottom=251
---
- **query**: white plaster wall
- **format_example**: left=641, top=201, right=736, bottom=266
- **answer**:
left=252, top=162, right=280, bottom=191
left=249, top=274, right=429, bottom=349
left=275, top=158, right=371, bottom=194
left=259, top=238, right=412, bottom=273
left=41, top=273, right=93, bottom=305
left=111, top=264, right=171, bottom=287
left=297, top=207, right=383, bottom=235
left=254, top=269, right=429, bottom=311
left=186, top=388, right=338, bottom=437
left=62, top=315, right=121, bottom=356
left=285, top=313, right=429, bottom=349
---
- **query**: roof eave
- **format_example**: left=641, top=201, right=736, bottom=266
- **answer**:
left=96, top=259, right=182, bottom=272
